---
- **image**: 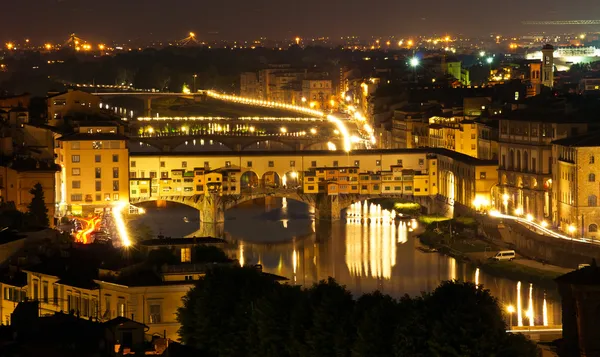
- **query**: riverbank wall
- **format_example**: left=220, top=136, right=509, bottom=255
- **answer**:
left=496, top=221, right=600, bottom=269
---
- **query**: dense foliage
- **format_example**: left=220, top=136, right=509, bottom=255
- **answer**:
left=177, top=267, right=537, bottom=357
left=27, top=182, right=49, bottom=227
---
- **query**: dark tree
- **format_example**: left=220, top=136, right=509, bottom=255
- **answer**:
left=177, top=267, right=278, bottom=356
left=193, top=245, right=230, bottom=263
left=27, top=182, right=49, bottom=227
left=177, top=268, right=537, bottom=357
left=352, top=291, right=398, bottom=357
left=248, top=284, right=306, bottom=357
left=304, top=278, right=355, bottom=357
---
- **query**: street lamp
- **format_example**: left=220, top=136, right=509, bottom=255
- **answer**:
left=410, top=57, right=420, bottom=67
left=568, top=224, right=576, bottom=238
left=410, top=57, right=419, bottom=83
left=506, top=305, right=515, bottom=328
left=193, top=74, right=197, bottom=93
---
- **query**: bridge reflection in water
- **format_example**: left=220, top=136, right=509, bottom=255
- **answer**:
left=137, top=198, right=561, bottom=330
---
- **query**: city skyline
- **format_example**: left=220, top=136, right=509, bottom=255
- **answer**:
left=3, top=0, right=600, bottom=42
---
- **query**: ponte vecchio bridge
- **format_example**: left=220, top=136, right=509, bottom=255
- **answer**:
left=127, top=148, right=498, bottom=223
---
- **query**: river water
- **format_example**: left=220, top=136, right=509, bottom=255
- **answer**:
left=134, top=198, right=562, bottom=328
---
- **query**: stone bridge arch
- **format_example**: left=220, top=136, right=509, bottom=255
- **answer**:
left=130, top=190, right=399, bottom=224
left=242, top=139, right=295, bottom=151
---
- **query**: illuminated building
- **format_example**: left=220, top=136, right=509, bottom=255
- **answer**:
left=126, top=149, right=508, bottom=213
left=437, top=153, right=497, bottom=213
left=428, top=117, right=479, bottom=158
left=0, top=159, right=58, bottom=225
left=526, top=45, right=600, bottom=71
left=391, top=103, right=441, bottom=149
left=55, top=123, right=129, bottom=215
left=447, top=61, right=470, bottom=85
left=552, top=133, right=600, bottom=238
left=6, top=267, right=191, bottom=339
left=240, top=72, right=259, bottom=98
left=475, top=120, right=499, bottom=160
left=528, top=44, right=554, bottom=97
left=497, top=114, right=590, bottom=223
left=47, top=90, right=101, bottom=127
left=301, top=79, right=333, bottom=109
left=578, top=78, right=600, bottom=93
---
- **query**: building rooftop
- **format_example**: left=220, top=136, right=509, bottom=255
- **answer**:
left=552, top=131, right=600, bottom=147
left=57, top=132, right=129, bottom=141
left=131, top=148, right=498, bottom=167
left=0, top=156, right=60, bottom=173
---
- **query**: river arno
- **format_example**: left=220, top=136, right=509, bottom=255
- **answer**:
left=135, top=198, right=562, bottom=328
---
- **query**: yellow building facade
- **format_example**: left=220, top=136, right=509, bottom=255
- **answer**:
left=498, top=118, right=588, bottom=223
left=428, top=117, right=479, bottom=158
left=55, top=125, right=129, bottom=215
left=0, top=268, right=193, bottom=339
left=47, top=90, right=101, bottom=127
left=552, top=134, right=600, bottom=238
left=127, top=149, right=507, bottom=211
left=0, top=161, right=58, bottom=225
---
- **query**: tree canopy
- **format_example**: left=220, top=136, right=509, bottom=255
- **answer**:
left=177, top=268, right=537, bottom=357
left=27, top=182, right=49, bottom=227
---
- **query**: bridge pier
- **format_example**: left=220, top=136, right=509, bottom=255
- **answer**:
left=315, top=194, right=342, bottom=221
left=199, top=192, right=225, bottom=223
left=144, top=97, right=155, bottom=117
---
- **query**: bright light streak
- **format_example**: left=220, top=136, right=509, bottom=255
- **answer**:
left=203, top=90, right=353, bottom=152
left=327, top=115, right=352, bottom=152
left=75, top=217, right=100, bottom=244
left=489, top=210, right=591, bottom=243
left=351, top=135, right=361, bottom=143
left=113, top=201, right=131, bottom=247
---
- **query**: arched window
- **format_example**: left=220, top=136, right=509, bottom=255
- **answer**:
left=508, top=150, right=515, bottom=170
left=589, top=224, right=598, bottom=233
left=590, top=173, right=596, bottom=182
left=523, top=151, right=529, bottom=172
left=516, top=151, right=521, bottom=171
left=589, top=195, right=598, bottom=207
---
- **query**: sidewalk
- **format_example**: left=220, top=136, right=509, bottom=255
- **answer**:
left=512, top=259, right=572, bottom=275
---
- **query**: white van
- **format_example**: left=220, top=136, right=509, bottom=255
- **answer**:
left=492, top=250, right=516, bottom=261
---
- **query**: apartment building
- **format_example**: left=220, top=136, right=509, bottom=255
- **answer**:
left=55, top=123, right=129, bottom=215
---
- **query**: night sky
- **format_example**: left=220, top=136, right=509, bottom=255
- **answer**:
left=4, top=0, right=600, bottom=42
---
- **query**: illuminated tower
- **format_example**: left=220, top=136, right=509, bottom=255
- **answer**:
left=541, top=44, right=554, bottom=88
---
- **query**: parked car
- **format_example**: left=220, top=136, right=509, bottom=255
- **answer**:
left=491, top=250, right=516, bottom=261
